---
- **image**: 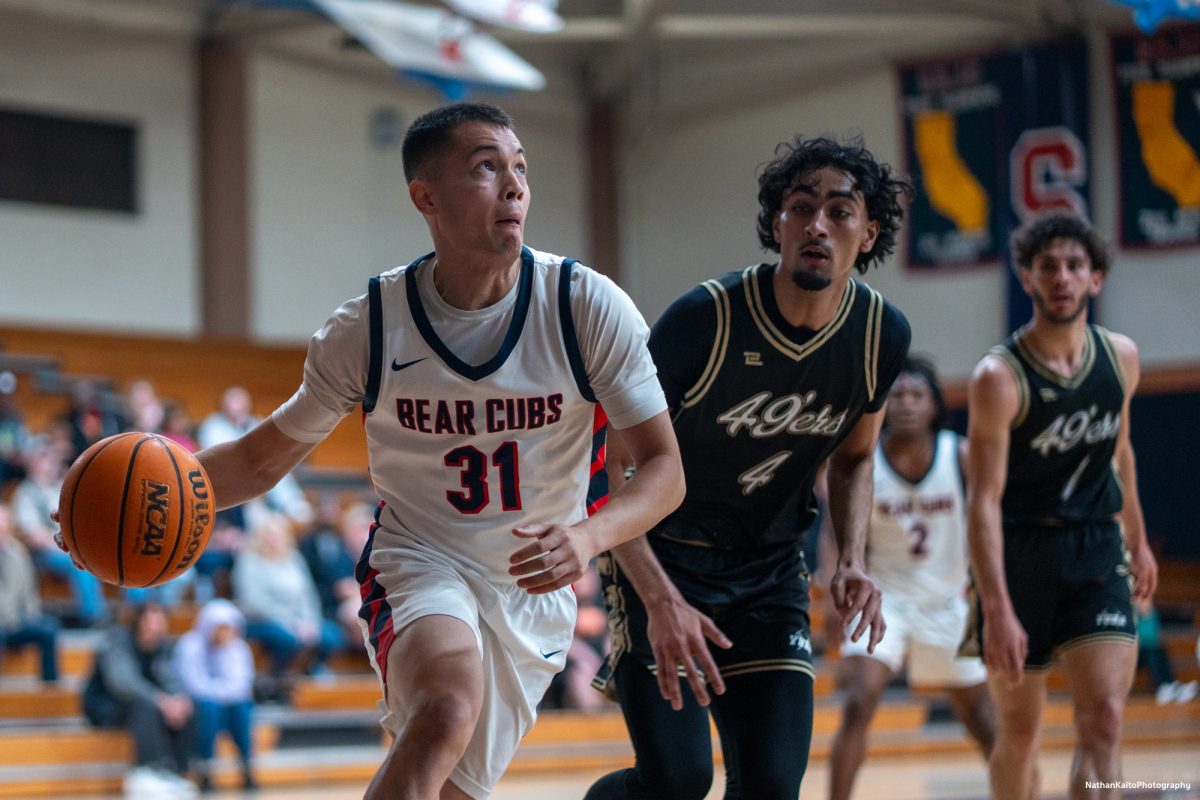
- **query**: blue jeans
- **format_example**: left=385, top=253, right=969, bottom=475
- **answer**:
left=0, top=615, right=60, bottom=681
left=35, top=548, right=107, bottom=625
left=244, top=618, right=345, bottom=675
left=194, top=699, right=253, bottom=761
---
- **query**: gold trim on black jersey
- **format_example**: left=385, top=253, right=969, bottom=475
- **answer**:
left=680, top=279, right=733, bottom=409
left=988, top=345, right=1031, bottom=429
left=1014, top=326, right=1096, bottom=389
left=743, top=263, right=856, bottom=362
left=864, top=283, right=884, bottom=405
left=1093, top=325, right=1126, bottom=397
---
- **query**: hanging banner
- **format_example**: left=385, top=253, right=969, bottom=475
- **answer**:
left=899, top=55, right=1006, bottom=269
left=1001, top=39, right=1092, bottom=332
left=898, top=40, right=1089, bottom=275
left=1111, top=23, right=1200, bottom=248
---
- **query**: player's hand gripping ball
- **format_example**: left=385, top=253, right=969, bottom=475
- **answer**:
left=58, top=432, right=215, bottom=588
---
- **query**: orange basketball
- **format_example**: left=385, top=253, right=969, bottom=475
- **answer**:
left=58, top=432, right=215, bottom=588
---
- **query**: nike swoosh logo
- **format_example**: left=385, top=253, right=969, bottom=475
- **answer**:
left=391, top=357, right=427, bottom=372
left=540, top=648, right=564, bottom=659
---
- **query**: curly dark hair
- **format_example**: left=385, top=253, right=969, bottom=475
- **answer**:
left=756, top=134, right=913, bottom=273
left=1009, top=211, right=1112, bottom=274
left=402, top=102, right=514, bottom=183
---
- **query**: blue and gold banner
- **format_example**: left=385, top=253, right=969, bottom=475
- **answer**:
left=899, top=55, right=1004, bottom=268
left=899, top=41, right=1090, bottom=284
left=1111, top=23, right=1200, bottom=248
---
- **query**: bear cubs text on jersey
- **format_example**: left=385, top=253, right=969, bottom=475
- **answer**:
left=394, top=394, right=565, bottom=436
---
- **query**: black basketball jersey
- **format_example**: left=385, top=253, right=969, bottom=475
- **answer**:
left=992, top=325, right=1126, bottom=525
left=649, top=263, right=911, bottom=549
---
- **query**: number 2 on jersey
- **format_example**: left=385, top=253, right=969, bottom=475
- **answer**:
left=444, top=441, right=522, bottom=514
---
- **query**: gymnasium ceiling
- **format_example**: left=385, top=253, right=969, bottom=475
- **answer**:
left=0, top=0, right=1140, bottom=114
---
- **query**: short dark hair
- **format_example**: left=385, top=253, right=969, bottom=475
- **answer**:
left=401, top=102, right=514, bottom=183
left=895, top=354, right=946, bottom=432
left=1009, top=211, right=1112, bottom=274
left=756, top=135, right=913, bottom=272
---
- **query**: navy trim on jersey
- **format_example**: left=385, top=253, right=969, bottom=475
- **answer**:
left=362, top=275, right=384, bottom=414
left=557, top=258, right=597, bottom=403
left=404, top=247, right=535, bottom=382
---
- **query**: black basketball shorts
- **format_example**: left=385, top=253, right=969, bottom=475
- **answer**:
left=593, top=536, right=813, bottom=696
left=962, top=520, right=1135, bottom=670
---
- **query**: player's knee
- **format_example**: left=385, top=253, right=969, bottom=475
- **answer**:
left=409, top=691, right=480, bottom=750
left=841, top=689, right=881, bottom=728
left=1075, top=696, right=1124, bottom=750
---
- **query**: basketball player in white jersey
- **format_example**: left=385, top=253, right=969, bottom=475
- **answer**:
left=187, top=104, right=684, bottom=800
left=827, top=357, right=994, bottom=800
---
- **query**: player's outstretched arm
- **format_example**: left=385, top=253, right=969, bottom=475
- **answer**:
left=605, top=422, right=729, bottom=711
left=965, top=356, right=1025, bottom=682
left=827, top=409, right=886, bottom=654
left=1110, top=333, right=1157, bottom=602
left=196, top=418, right=319, bottom=511
left=509, top=410, right=684, bottom=596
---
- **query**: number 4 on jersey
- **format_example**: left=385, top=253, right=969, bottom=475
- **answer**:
left=738, top=451, right=792, bottom=495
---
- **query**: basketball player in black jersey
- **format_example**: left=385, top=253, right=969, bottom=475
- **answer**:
left=584, top=136, right=912, bottom=800
left=964, top=211, right=1157, bottom=799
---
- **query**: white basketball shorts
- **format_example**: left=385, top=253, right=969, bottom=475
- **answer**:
left=357, top=525, right=576, bottom=798
left=840, top=590, right=986, bottom=688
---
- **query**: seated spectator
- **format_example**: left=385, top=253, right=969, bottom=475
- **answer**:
left=61, top=378, right=125, bottom=461
left=0, top=382, right=30, bottom=487
left=1137, top=596, right=1198, bottom=705
left=0, top=503, right=60, bottom=683
left=233, top=512, right=344, bottom=695
left=300, top=499, right=373, bottom=648
left=123, top=378, right=166, bottom=434
left=199, top=386, right=313, bottom=531
left=160, top=402, right=200, bottom=453
left=174, top=599, right=258, bottom=792
left=82, top=603, right=197, bottom=798
left=10, top=435, right=107, bottom=626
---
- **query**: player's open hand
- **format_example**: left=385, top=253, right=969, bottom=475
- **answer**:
left=982, top=606, right=1027, bottom=686
left=829, top=564, right=885, bottom=654
left=645, top=595, right=732, bottom=711
left=509, top=523, right=594, bottom=594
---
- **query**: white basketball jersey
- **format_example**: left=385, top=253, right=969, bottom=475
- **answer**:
left=868, top=429, right=968, bottom=602
left=362, top=248, right=606, bottom=583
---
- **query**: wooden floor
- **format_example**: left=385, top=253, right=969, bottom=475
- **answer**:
left=87, top=743, right=1200, bottom=799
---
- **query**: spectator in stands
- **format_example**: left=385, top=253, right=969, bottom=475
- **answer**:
left=300, top=498, right=372, bottom=648
left=1136, top=596, right=1198, bottom=705
left=0, top=381, right=30, bottom=487
left=161, top=402, right=200, bottom=453
left=174, top=599, right=259, bottom=792
left=198, top=386, right=313, bottom=531
left=124, top=378, right=166, bottom=434
left=233, top=512, right=343, bottom=695
left=0, top=503, right=60, bottom=683
left=82, top=602, right=197, bottom=798
left=10, top=435, right=107, bottom=626
left=61, top=378, right=125, bottom=461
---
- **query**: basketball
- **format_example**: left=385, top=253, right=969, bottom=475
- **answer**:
left=58, top=432, right=215, bottom=588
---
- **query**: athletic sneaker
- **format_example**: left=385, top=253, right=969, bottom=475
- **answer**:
left=123, top=766, right=198, bottom=799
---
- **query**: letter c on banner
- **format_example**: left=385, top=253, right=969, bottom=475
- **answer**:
left=1010, top=127, right=1088, bottom=220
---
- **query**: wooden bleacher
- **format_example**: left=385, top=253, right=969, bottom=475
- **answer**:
left=0, top=324, right=366, bottom=472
